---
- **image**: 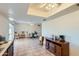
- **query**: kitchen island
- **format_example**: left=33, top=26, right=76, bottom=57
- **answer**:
left=0, top=40, right=14, bottom=56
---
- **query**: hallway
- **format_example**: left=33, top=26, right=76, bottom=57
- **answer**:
left=14, top=38, right=54, bottom=56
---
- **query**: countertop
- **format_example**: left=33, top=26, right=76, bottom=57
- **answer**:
left=46, top=38, right=69, bottom=45
left=0, top=40, right=13, bottom=56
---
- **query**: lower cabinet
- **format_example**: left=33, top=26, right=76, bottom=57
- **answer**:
left=3, top=42, right=14, bottom=56
left=7, top=43, right=14, bottom=56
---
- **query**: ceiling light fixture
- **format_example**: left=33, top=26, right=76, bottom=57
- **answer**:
left=45, top=4, right=59, bottom=10
left=9, top=17, right=14, bottom=21
left=30, top=24, right=34, bottom=26
left=39, top=3, right=61, bottom=11
left=26, top=22, right=34, bottom=25
left=43, top=19, right=46, bottom=21
left=40, top=3, right=46, bottom=8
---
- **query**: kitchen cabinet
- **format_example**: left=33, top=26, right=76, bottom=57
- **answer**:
left=2, top=41, right=14, bottom=56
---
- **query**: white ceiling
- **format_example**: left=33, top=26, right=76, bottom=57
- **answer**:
left=0, top=3, right=45, bottom=24
left=0, top=3, right=75, bottom=24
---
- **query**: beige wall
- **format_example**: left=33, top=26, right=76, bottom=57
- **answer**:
left=15, top=23, right=42, bottom=36
left=42, top=8, right=79, bottom=56
left=0, top=14, right=9, bottom=40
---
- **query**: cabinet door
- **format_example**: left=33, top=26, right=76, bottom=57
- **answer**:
left=55, top=45, right=61, bottom=56
left=3, top=50, right=8, bottom=56
left=8, top=43, right=14, bottom=56
left=45, top=40, right=49, bottom=49
left=49, top=42, right=55, bottom=53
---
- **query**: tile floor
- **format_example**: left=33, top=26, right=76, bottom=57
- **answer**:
left=14, top=38, right=54, bottom=56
